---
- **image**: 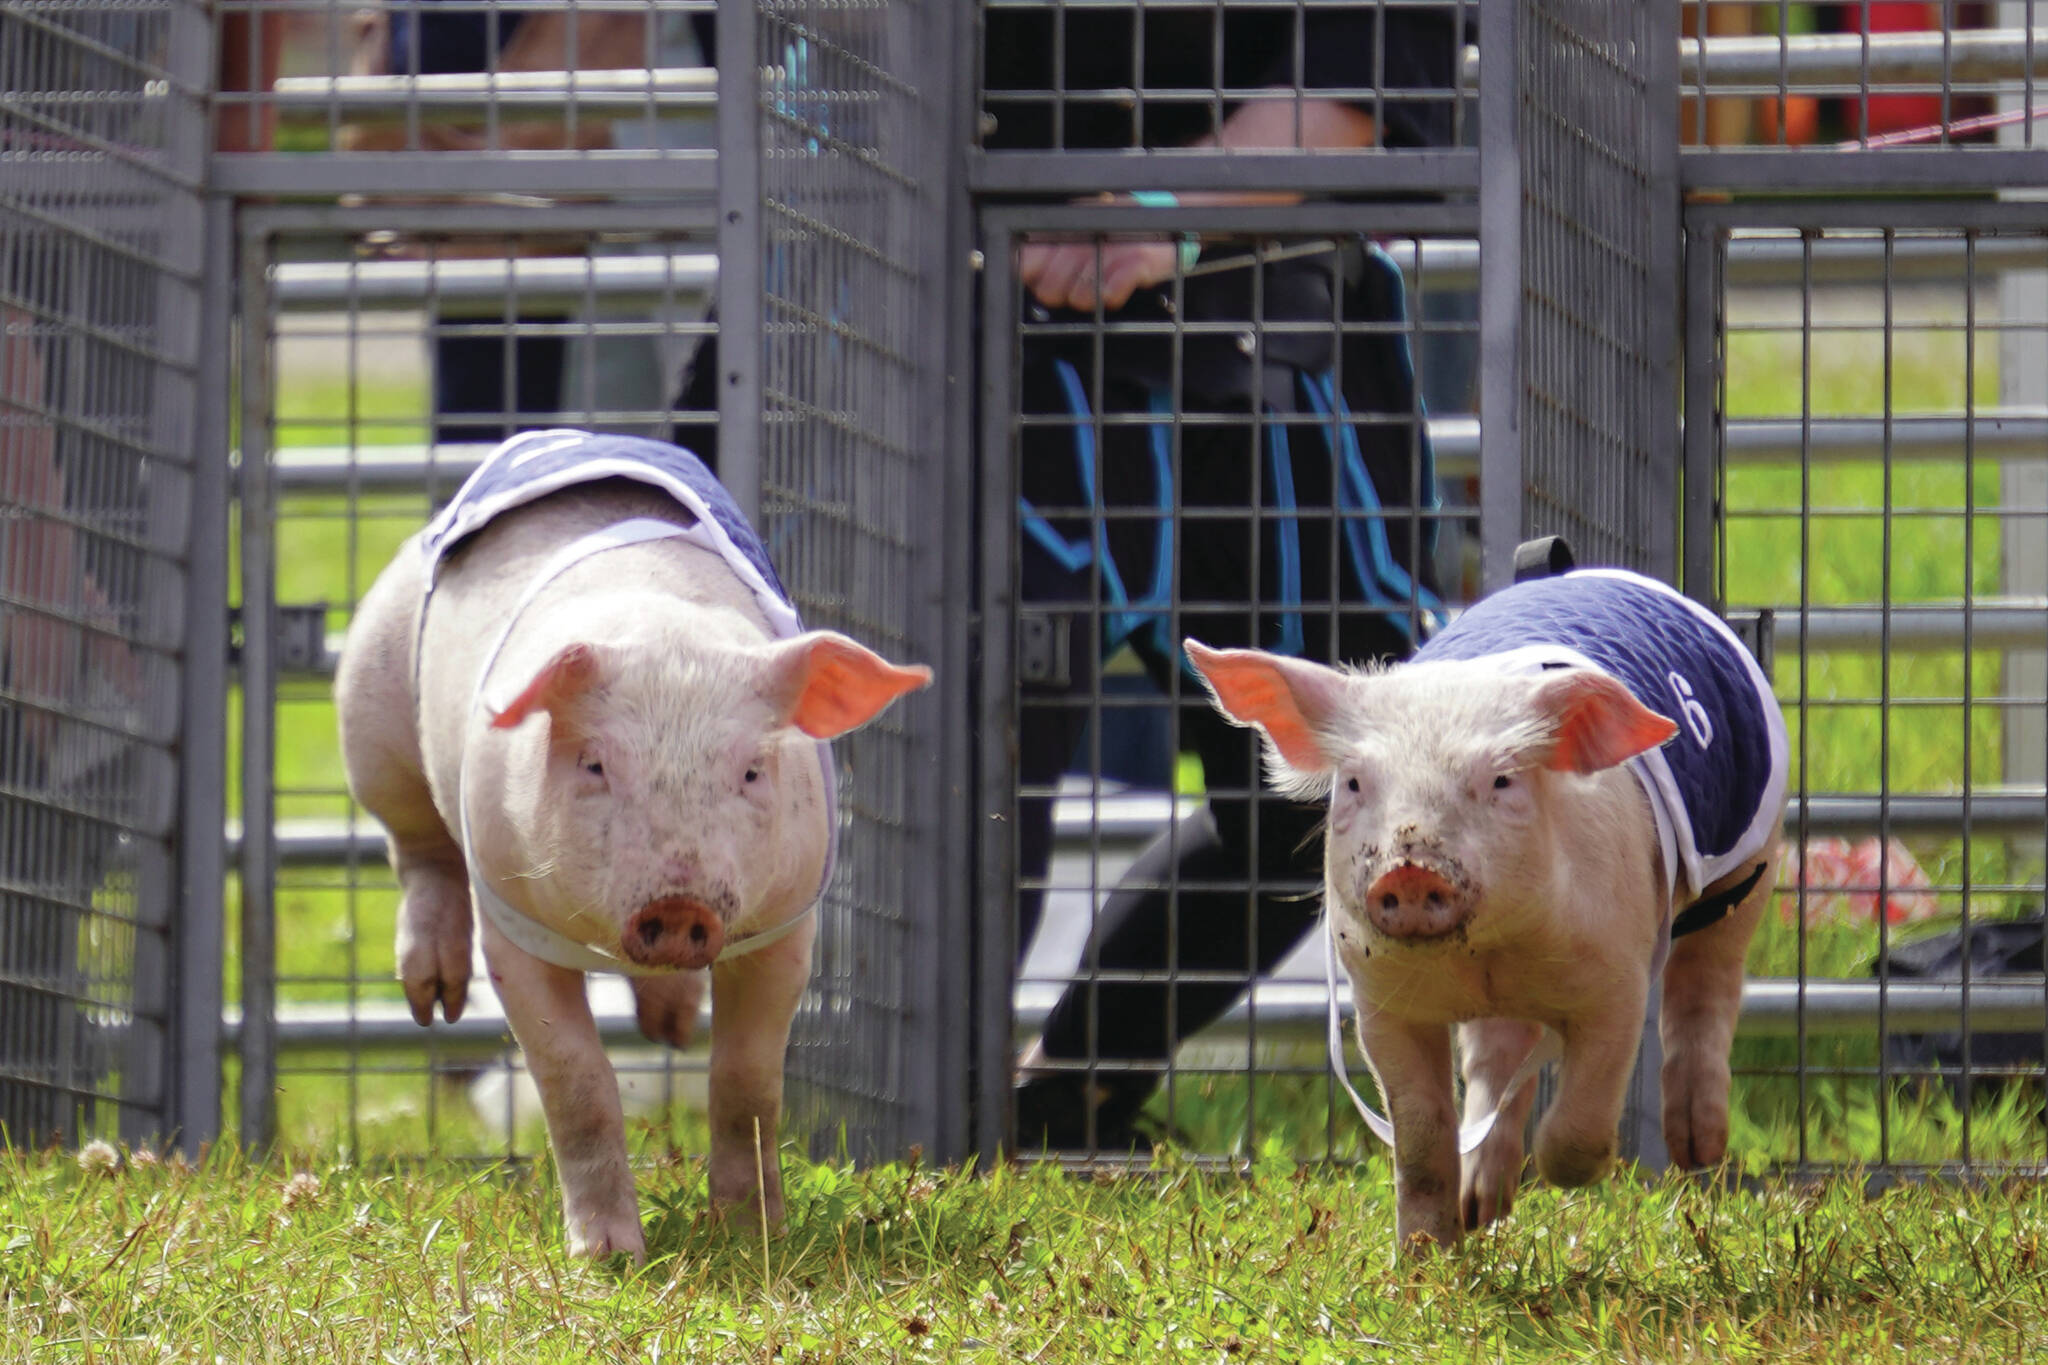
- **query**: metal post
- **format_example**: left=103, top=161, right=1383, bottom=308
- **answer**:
left=716, top=0, right=763, bottom=522
left=172, top=194, right=233, bottom=1156
left=923, top=0, right=979, bottom=1169
left=1682, top=217, right=1723, bottom=607
left=974, top=224, right=1020, bottom=1164
left=238, top=220, right=278, bottom=1151
left=1477, top=0, right=1523, bottom=590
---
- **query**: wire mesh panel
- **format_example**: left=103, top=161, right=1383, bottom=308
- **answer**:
left=230, top=0, right=961, bottom=1165
left=0, top=0, right=211, bottom=1147
left=753, top=0, right=957, bottom=1164
left=981, top=211, right=1480, bottom=1163
left=974, top=0, right=1479, bottom=195
left=1679, top=0, right=2048, bottom=188
left=1685, top=203, right=2048, bottom=1173
left=238, top=215, right=729, bottom=1158
left=210, top=0, right=719, bottom=194
left=1507, top=0, right=1678, bottom=576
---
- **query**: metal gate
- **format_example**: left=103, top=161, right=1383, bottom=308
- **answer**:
left=220, top=0, right=967, bottom=1163
left=0, top=0, right=218, bottom=1149
left=971, top=0, right=1684, bottom=1163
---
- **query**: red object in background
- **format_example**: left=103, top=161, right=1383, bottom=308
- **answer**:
left=1861, top=2, right=1945, bottom=137
left=1779, top=836, right=1941, bottom=926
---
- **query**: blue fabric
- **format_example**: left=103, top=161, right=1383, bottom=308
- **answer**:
left=1414, top=571, right=1775, bottom=867
left=422, top=430, right=795, bottom=618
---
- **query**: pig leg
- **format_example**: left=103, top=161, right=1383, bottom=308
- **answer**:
left=479, top=920, right=643, bottom=1260
left=1659, top=842, right=1776, bottom=1168
left=632, top=969, right=707, bottom=1049
left=335, top=562, right=473, bottom=1027
left=1533, top=978, right=1648, bottom=1189
left=1457, top=1017, right=1544, bottom=1231
left=707, top=926, right=813, bottom=1225
left=1357, top=1011, right=1461, bottom=1254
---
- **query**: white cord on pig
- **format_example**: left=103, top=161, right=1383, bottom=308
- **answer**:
left=1322, top=912, right=1556, bottom=1155
left=456, top=517, right=817, bottom=977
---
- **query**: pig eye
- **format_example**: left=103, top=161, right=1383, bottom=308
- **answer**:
left=581, top=754, right=605, bottom=778
left=1345, top=777, right=1360, bottom=794
left=744, top=768, right=760, bottom=784
left=1493, top=774, right=1513, bottom=790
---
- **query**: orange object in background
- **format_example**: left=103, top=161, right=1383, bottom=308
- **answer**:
left=1756, top=94, right=1822, bottom=145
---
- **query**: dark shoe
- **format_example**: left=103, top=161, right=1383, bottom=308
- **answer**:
left=1013, top=1071, right=1154, bottom=1152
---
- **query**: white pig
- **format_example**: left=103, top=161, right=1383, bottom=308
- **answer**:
left=1185, top=567, right=1787, bottom=1254
left=335, top=430, right=930, bottom=1259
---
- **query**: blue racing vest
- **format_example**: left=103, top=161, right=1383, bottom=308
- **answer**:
left=1413, top=568, right=1787, bottom=907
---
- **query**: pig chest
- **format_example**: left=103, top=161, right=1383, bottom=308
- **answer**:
left=1338, top=918, right=1612, bottom=1029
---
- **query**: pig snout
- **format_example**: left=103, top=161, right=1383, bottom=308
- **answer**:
left=624, top=897, right=725, bottom=969
left=1363, top=863, right=1474, bottom=941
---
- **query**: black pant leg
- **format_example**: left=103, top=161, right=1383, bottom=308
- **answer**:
left=433, top=326, right=567, bottom=445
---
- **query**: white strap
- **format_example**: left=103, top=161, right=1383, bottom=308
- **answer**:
left=1322, top=913, right=1553, bottom=1155
left=458, top=517, right=815, bottom=976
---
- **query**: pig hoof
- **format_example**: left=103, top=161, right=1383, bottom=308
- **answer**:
left=623, top=897, right=725, bottom=970
left=400, top=951, right=470, bottom=1026
left=396, top=878, right=473, bottom=1026
left=568, top=1216, right=647, bottom=1263
left=1536, top=1134, right=1615, bottom=1188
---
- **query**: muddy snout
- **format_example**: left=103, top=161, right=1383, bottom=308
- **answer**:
left=1363, top=862, right=1474, bottom=941
left=623, top=896, right=725, bottom=969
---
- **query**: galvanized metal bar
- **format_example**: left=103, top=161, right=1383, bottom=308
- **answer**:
left=1681, top=28, right=2048, bottom=87
left=242, top=201, right=721, bottom=236
left=1682, top=149, right=2048, bottom=193
left=968, top=149, right=1482, bottom=196
left=925, top=0, right=979, bottom=1169
left=1476, top=0, right=1520, bottom=590
left=227, top=976, right=2048, bottom=1057
left=169, top=193, right=233, bottom=1157
left=1682, top=216, right=1723, bottom=605
left=267, top=67, right=718, bottom=119
left=208, top=154, right=718, bottom=198
left=236, top=217, right=278, bottom=1152
left=1644, top=0, right=1683, bottom=588
left=715, top=0, right=761, bottom=523
left=975, top=219, right=1021, bottom=1162
left=271, top=255, right=718, bottom=311
left=263, top=228, right=2048, bottom=317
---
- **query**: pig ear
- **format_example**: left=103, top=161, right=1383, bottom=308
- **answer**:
left=761, top=631, right=933, bottom=740
left=1182, top=638, right=1348, bottom=773
left=1528, top=668, right=1678, bottom=774
left=489, top=642, right=602, bottom=729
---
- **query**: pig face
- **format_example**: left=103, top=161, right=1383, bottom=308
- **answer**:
left=1183, top=640, right=1675, bottom=950
left=485, top=624, right=930, bottom=969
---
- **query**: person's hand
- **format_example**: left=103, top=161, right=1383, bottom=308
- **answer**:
left=1018, top=237, right=1180, bottom=313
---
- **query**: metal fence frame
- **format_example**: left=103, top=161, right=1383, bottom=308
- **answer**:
left=1, top=0, right=219, bottom=1151
left=1682, top=197, right=2048, bottom=1172
left=208, top=0, right=972, bottom=1164
left=12, top=0, right=2046, bottom=1176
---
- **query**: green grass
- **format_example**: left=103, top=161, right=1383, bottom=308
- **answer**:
left=6, top=1142, right=2048, bottom=1363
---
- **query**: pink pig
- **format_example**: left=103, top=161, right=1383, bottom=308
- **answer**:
left=1184, top=568, right=1788, bottom=1254
left=335, top=433, right=929, bottom=1260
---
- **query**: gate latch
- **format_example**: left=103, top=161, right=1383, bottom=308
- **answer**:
left=228, top=603, right=333, bottom=675
left=1018, top=611, right=1072, bottom=687
left=1723, top=608, right=1775, bottom=682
